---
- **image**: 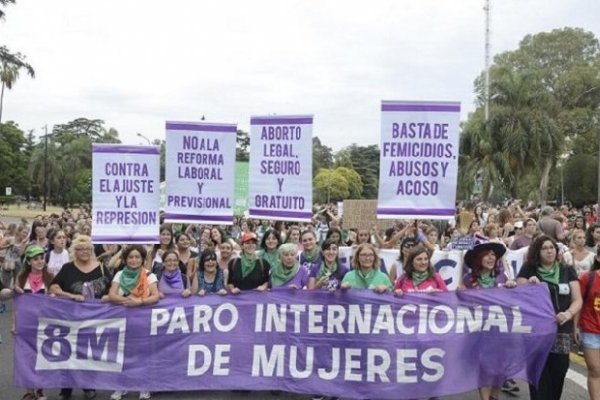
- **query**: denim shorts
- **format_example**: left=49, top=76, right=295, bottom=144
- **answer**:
left=581, top=332, right=600, bottom=349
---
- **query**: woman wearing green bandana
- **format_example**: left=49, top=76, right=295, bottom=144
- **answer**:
left=227, top=232, right=270, bottom=293
left=341, top=243, right=392, bottom=293
left=308, top=239, right=349, bottom=291
left=517, top=235, right=582, bottom=400
left=270, top=243, right=309, bottom=289
left=258, top=229, right=282, bottom=270
left=393, top=245, right=447, bottom=295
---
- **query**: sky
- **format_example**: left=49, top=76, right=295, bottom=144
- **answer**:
left=1, top=0, right=599, bottom=151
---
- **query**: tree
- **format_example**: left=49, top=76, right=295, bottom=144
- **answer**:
left=0, top=48, right=34, bottom=123
left=236, top=129, right=250, bottom=161
left=313, top=169, right=349, bottom=204
left=0, top=121, right=27, bottom=195
left=464, top=27, right=600, bottom=203
left=336, top=167, right=363, bottom=199
left=312, top=136, right=333, bottom=177
left=334, top=144, right=380, bottom=199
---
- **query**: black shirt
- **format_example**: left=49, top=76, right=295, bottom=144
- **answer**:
left=51, top=262, right=112, bottom=299
left=228, top=258, right=270, bottom=290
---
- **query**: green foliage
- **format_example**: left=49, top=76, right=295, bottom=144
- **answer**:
left=563, top=154, right=598, bottom=207
left=0, top=46, right=35, bottom=123
left=236, top=129, right=250, bottom=161
left=0, top=122, right=30, bottom=196
left=464, top=27, right=600, bottom=204
left=334, top=144, right=379, bottom=199
left=335, top=167, right=363, bottom=199
left=312, top=136, right=333, bottom=177
left=0, top=0, right=16, bottom=19
left=313, top=169, right=349, bottom=203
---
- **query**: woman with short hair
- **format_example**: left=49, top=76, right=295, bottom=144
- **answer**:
left=394, top=245, right=447, bottom=295
left=227, top=232, right=270, bottom=293
left=271, top=243, right=309, bottom=289
left=308, top=239, right=348, bottom=291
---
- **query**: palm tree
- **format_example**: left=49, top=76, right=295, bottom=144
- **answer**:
left=0, top=47, right=35, bottom=123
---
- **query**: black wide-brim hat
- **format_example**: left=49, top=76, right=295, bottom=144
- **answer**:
left=464, top=241, right=506, bottom=270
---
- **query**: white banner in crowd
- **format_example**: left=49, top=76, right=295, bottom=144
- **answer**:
left=377, top=101, right=461, bottom=220
left=336, top=246, right=527, bottom=290
left=92, top=144, right=160, bottom=244
left=249, top=115, right=313, bottom=222
left=164, top=121, right=237, bottom=225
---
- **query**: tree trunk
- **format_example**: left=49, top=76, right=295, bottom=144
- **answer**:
left=538, top=158, right=553, bottom=206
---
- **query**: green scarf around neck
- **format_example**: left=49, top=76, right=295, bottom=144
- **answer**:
left=411, top=271, right=430, bottom=287
left=537, top=262, right=560, bottom=285
left=120, top=266, right=141, bottom=295
left=302, top=247, right=320, bottom=263
left=270, top=260, right=299, bottom=287
left=357, top=268, right=377, bottom=288
left=477, top=271, right=495, bottom=288
left=317, top=261, right=338, bottom=280
left=260, top=249, right=280, bottom=269
left=240, top=253, right=257, bottom=279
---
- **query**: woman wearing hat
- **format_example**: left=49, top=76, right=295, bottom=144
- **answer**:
left=517, top=235, right=582, bottom=400
left=461, top=239, right=515, bottom=400
left=462, top=238, right=515, bottom=290
left=271, top=243, right=309, bottom=289
left=393, top=245, right=447, bottom=295
left=227, top=232, right=270, bottom=293
left=13, top=245, right=53, bottom=400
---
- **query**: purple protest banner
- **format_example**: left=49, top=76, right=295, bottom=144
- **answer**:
left=14, top=285, right=555, bottom=399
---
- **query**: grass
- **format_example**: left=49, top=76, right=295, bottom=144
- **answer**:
left=0, top=204, right=65, bottom=219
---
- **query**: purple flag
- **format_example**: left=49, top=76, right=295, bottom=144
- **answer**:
left=14, top=285, right=556, bottom=399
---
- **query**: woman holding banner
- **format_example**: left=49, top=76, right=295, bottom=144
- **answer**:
left=270, top=243, right=309, bottom=289
left=517, top=235, right=582, bottom=400
left=341, top=243, right=392, bottom=293
left=108, top=244, right=159, bottom=400
left=308, top=239, right=348, bottom=291
left=50, top=235, right=112, bottom=400
left=14, top=245, right=53, bottom=400
left=227, top=232, right=270, bottom=292
left=462, top=238, right=516, bottom=400
left=300, top=230, right=322, bottom=276
left=393, top=245, right=447, bottom=294
left=193, top=249, right=227, bottom=295
left=217, top=240, right=237, bottom=270
left=154, top=250, right=191, bottom=297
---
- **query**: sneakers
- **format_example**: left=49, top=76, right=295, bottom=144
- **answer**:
left=139, top=392, right=151, bottom=400
left=110, top=391, right=128, bottom=400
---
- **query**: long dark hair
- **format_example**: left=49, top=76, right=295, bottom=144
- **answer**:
left=198, top=249, right=218, bottom=272
left=17, top=252, right=54, bottom=291
left=260, top=229, right=282, bottom=251
left=403, top=245, right=435, bottom=278
left=526, top=235, right=558, bottom=267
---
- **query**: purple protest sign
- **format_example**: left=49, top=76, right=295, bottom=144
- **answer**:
left=378, top=100, right=461, bottom=220
left=249, top=115, right=313, bottom=222
left=92, top=144, right=160, bottom=243
left=14, top=285, right=555, bottom=399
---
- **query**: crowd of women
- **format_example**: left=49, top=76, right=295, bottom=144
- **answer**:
left=0, top=201, right=600, bottom=400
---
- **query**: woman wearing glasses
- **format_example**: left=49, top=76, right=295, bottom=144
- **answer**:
left=517, top=235, right=582, bottom=400
left=341, top=243, right=391, bottom=293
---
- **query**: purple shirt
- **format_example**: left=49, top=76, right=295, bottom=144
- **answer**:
left=271, top=266, right=310, bottom=289
left=309, top=265, right=349, bottom=290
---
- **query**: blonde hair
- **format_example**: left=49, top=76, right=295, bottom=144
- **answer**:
left=69, top=234, right=96, bottom=262
left=352, top=243, right=381, bottom=270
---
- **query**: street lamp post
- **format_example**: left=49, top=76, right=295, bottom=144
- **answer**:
left=136, top=132, right=151, bottom=145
